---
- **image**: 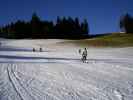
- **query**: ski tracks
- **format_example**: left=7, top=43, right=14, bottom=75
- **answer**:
left=6, top=63, right=60, bottom=100
left=7, top=64, right=34, bottom=100
left=65, top=61, right=133, bottom=100
left=2, top=61, right=133, bottom=100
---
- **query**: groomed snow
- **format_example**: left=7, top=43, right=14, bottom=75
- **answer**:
left=0, top=39, right=133, bottom=100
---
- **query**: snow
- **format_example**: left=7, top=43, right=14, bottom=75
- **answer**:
left=0, top=39, right=133, bottom=100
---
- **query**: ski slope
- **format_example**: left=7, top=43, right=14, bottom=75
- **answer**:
left=0, top=39, right=133, bottom=100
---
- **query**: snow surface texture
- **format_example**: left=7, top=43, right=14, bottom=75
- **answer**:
left=0, top=39, right=133, bottom=100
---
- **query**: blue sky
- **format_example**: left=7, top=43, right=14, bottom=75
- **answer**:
left=0, top=0, right=133, bottom=34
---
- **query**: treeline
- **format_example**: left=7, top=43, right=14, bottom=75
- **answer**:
left=120, top=13, right=133, bottom=33
left=0, top=13, right=89, bottom=39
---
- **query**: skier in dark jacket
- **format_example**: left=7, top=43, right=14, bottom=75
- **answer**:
left=33, top=48, right=35, bottom=52
left=39, top=47, right=42, bottom=52
left=79, top=49, right=81, bottom=54
left=82, top=48, right=87, bottom=63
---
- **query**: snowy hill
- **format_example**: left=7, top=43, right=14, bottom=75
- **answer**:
left=0, top=39, right=133, bottom=100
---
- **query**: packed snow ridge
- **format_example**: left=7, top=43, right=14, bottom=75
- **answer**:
left=0, top=39, right=133, bottom=100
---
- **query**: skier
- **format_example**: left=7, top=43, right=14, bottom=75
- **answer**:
left=39, top=47, right=42, bottom=52
left=84, top=48, right=87, bottom=57
left=78, top=49, right=81, bottom=54
left=33, top=48, right=35, bottom=52
left=82, top=48, right=87, bottom=63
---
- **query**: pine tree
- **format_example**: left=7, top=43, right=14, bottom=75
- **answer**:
left=120, top=13, right=133, bottom=33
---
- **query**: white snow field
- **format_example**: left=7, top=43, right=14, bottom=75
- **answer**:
left=0, top=39, right=133, bottom=100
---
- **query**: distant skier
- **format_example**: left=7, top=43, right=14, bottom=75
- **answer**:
left=33, top=48, right=35, bottom=52
left=82, top=48, right=87, bottom=63
left=78, top=49, right=81, bottom=54
left=84, top=48, right=87, bottom=57
left=39, top=47, right=42, bottom=52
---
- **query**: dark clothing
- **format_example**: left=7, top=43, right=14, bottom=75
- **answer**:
left=40, top=48, right=42, bottom=52
left=81, top=48, right=87, bottom=62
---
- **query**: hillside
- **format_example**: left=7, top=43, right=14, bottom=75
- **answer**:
left=59, top=33, right=133, bottom=47
left=0, top=39, right=133, bottom=100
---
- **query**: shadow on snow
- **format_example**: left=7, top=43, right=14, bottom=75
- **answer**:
left=0, top=54, right=132, bottom=65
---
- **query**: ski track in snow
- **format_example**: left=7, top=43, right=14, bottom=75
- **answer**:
left=0, top=39, right=133, bottom=100
left=7, top=64, right=35, bottom=100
